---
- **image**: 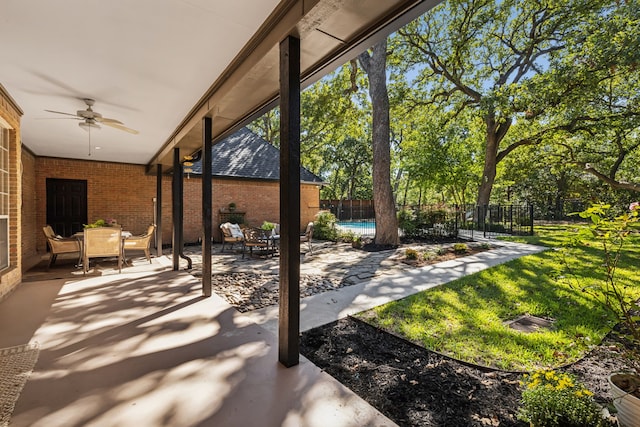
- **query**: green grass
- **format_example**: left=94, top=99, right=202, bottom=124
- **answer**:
left=356, top=225, right=640, bottom=371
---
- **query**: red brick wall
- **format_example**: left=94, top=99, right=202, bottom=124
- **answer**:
left=21, top=149, right=37, bottom=271
left=31, top=158, right=321, bottom=251
left=34, top=158, right=172, bottom=252
left=184, top=177, right=320, bottom=242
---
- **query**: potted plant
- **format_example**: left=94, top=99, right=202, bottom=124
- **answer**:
left=608, top=373, right=640, bottom=427
left=228, top=202, right=236, bottom=212
left=261, top=221, right=275, bottom=231
left=518, top=370, right=614, bottom=427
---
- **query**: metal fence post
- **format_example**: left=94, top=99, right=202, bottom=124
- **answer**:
left=509, top=205, right=513, bottom=234
left=483, top=204, right=488, bottom=238
left=529, top=204, right=534, bottom=236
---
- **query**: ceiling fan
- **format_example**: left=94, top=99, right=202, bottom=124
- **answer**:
left=45, top=98, right=139, bottom=134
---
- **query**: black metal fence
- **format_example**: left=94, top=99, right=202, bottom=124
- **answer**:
left=320, top=201, right=534, bottom=239
left=320, top=199, right=375, bottom=221
left=400, top=204, right=534, bottom=239
left=458, top=204, right=534, bottom=238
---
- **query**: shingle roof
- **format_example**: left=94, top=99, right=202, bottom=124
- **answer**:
left=190, top=127, right=325, bottom=184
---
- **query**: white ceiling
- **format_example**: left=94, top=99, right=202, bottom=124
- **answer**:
left=0, top=0, right=280, bottom=164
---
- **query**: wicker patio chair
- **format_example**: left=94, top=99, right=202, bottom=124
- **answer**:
left=83, top=226, right=123, bottom=274
left=220, top=222, right=244, bottom=252
left=300, top=222, right=314, bottom=254
left=42, top=225, right=81, bottom=270
left=123, top=224, right=156, bottom=263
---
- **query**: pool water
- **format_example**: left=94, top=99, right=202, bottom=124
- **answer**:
left=336, top=220, right=376, bottom=236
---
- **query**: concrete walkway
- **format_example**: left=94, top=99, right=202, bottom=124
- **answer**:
left=0, top=240, right=545, bottom=427
left=240, top=240, right=546, bottom=334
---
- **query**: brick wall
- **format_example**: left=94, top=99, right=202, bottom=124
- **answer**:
left=0, top=86, right=23, bottom=299
left=21, top=148, right=37, bottom=271
left=34, top=157, right=172, bottom=253
left=31, top=158, right=320, bottom=252
left=184, top=177, right=320, bottom=242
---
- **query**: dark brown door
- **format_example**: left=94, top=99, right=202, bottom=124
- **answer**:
left=46, top=178, right=88, bottom=237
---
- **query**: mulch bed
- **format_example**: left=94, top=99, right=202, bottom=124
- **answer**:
left=300, top=317, right=636, bottom=427
left=400, top=245, right=489, bottom=267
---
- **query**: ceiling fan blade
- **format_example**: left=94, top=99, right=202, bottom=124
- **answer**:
left=44, top=109, right=79, bottom=117
left=35, top=117, right=82, bottom=120
left=101, top=121, right=139, bottom=135
left=95, top=116, right=124, bottom=125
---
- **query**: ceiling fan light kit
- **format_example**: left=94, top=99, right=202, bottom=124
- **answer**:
left=78, top=120, right=100, bottom=131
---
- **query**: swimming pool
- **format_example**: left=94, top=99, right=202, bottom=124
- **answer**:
left=336, top=220, right=376, bottom=236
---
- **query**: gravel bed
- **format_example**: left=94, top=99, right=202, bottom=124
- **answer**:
left=207, top=272, right=348, bottom=312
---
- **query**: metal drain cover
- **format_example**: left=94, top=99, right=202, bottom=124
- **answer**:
left=505, top=315, right=554, bottom=333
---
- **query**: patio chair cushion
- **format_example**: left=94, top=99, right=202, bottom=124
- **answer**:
left=228, top=223, right=244, bottom=238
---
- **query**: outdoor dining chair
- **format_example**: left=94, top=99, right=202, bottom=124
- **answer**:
left=83, top=226, right=123, bottom=274
left=241, top=227, right=271, bottom=258
left=300, top=222, right=314, bottom=254
left=42, top=225, right=81, bottom=270
left=123, top=224, right=156, bottom=263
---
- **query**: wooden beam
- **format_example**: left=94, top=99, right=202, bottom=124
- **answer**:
left=155, top=164, right=163, bottom=257
left=202, top=116, right=213, bottom=297
left=278, top=35, right=301, bottom=368
left=172, top=148, right=181, bottom=271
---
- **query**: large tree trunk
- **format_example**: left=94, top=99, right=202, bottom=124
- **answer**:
left=476, top=114, right=511, bottom=206
left=359, top=41, right=399, bottom=246
left=477, top=136, right=498, bottom=206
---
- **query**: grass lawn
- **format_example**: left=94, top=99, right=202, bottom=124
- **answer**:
left=356, top=225, right=640, bottom=371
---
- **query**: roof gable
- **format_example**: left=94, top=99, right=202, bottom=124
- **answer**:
left=191, top=127, right=324, bottom=184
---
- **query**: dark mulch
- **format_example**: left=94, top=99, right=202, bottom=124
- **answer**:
left=357, top=235, right=463, bottom=252
left=300, top=317, right=636, bottom=427
left=361, top=243, right=399, bottom=252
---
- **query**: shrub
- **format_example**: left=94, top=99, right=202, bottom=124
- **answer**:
left=338, top=230, right=357, bottom=243
left=398, top=209, right=418, bottom=237
left=314, top=211, right=338, bottom=241
left=422, top=250, right=437, bottom=261
left=351, top=236, right=362, bottom=249
left=565, top=202, right=640, bottom=351
left=453, top=243, right=468, bottom=254
left=518, top=370, right=613, bottom=427
left=405, top=248, right=419, bottom=260
left=226, top=213, right=244, bottom=225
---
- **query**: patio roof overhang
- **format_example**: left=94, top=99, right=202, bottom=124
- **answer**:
left=147, top=0, right=443, bottom=173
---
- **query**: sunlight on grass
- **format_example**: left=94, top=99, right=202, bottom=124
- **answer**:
left=357, top=225, right=640, bottom=371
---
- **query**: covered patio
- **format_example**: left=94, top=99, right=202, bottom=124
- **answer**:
left=1, top=0, right=442, bottom=365
left=1, top=257, right=394, bottom=427
left=1, top=1, right=444, bottom=425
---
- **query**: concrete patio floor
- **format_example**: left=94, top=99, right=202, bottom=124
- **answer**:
left=0, top=240, right=545, bottom=427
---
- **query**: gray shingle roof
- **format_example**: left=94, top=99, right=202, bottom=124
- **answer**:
left=190, top=127, right=324, bottom=184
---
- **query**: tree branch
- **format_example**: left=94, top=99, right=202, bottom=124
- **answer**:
left=581, top=164, right=640, bottom=192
